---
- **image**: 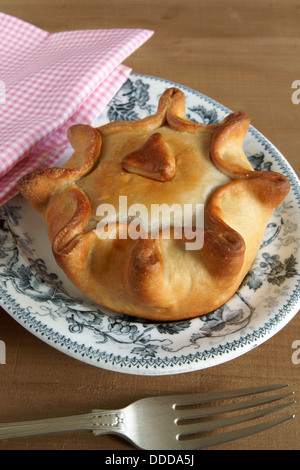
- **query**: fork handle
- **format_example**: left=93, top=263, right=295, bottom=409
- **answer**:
left=0, top=410, right=124, bottom=440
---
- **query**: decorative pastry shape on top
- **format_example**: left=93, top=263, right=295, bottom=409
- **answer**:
left=122, top=132, right=176, bottom=181
left=18, top=87, right=290, bottom=321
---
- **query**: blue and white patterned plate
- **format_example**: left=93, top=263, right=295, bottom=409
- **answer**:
left=1, top=74, right=299, bottom=375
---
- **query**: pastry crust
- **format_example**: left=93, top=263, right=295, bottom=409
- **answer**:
left=18, top=87, right=290, bottom=321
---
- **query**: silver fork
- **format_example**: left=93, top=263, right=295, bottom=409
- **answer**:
left=0, top=384, right=296, bottom=449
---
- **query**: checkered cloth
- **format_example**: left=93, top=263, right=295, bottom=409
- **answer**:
left=0, top=13, right=153, bottom=206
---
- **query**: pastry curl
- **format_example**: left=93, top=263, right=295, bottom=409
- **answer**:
left=18, top=125, right=101, bottom=213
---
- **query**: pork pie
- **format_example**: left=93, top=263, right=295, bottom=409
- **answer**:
left=18, top=88, right=290, bottom=321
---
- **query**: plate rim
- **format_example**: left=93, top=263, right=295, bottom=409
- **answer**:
left=0, top=72, right=299, bottom=375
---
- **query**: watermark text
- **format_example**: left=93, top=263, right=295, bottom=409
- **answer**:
left=95, top=196, right=204, bottom=250
left=291, top=340, right=300, bottom=365
left=291, top=80, right=300, bottom=104
left=0, top=80, right=5, bottom=105
left=0, top=340, right=6, bottom=364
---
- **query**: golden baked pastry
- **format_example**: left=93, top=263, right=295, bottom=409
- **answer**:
left=18, top=88, right=290, bottom=321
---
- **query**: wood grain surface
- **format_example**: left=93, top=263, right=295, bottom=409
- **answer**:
left=0, top=0, right=299, bottom=450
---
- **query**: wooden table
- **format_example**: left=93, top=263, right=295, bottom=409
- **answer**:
left=0, top=0, right=299, bottom=451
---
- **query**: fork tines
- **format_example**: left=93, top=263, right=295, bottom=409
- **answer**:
left=173, top=383, right=296, bottom=449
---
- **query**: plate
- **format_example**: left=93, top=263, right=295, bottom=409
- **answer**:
left=1, top=74, right=299, bottom=375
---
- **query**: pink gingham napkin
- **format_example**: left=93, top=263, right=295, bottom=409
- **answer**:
left=0, top=13, right=153, bottom=206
